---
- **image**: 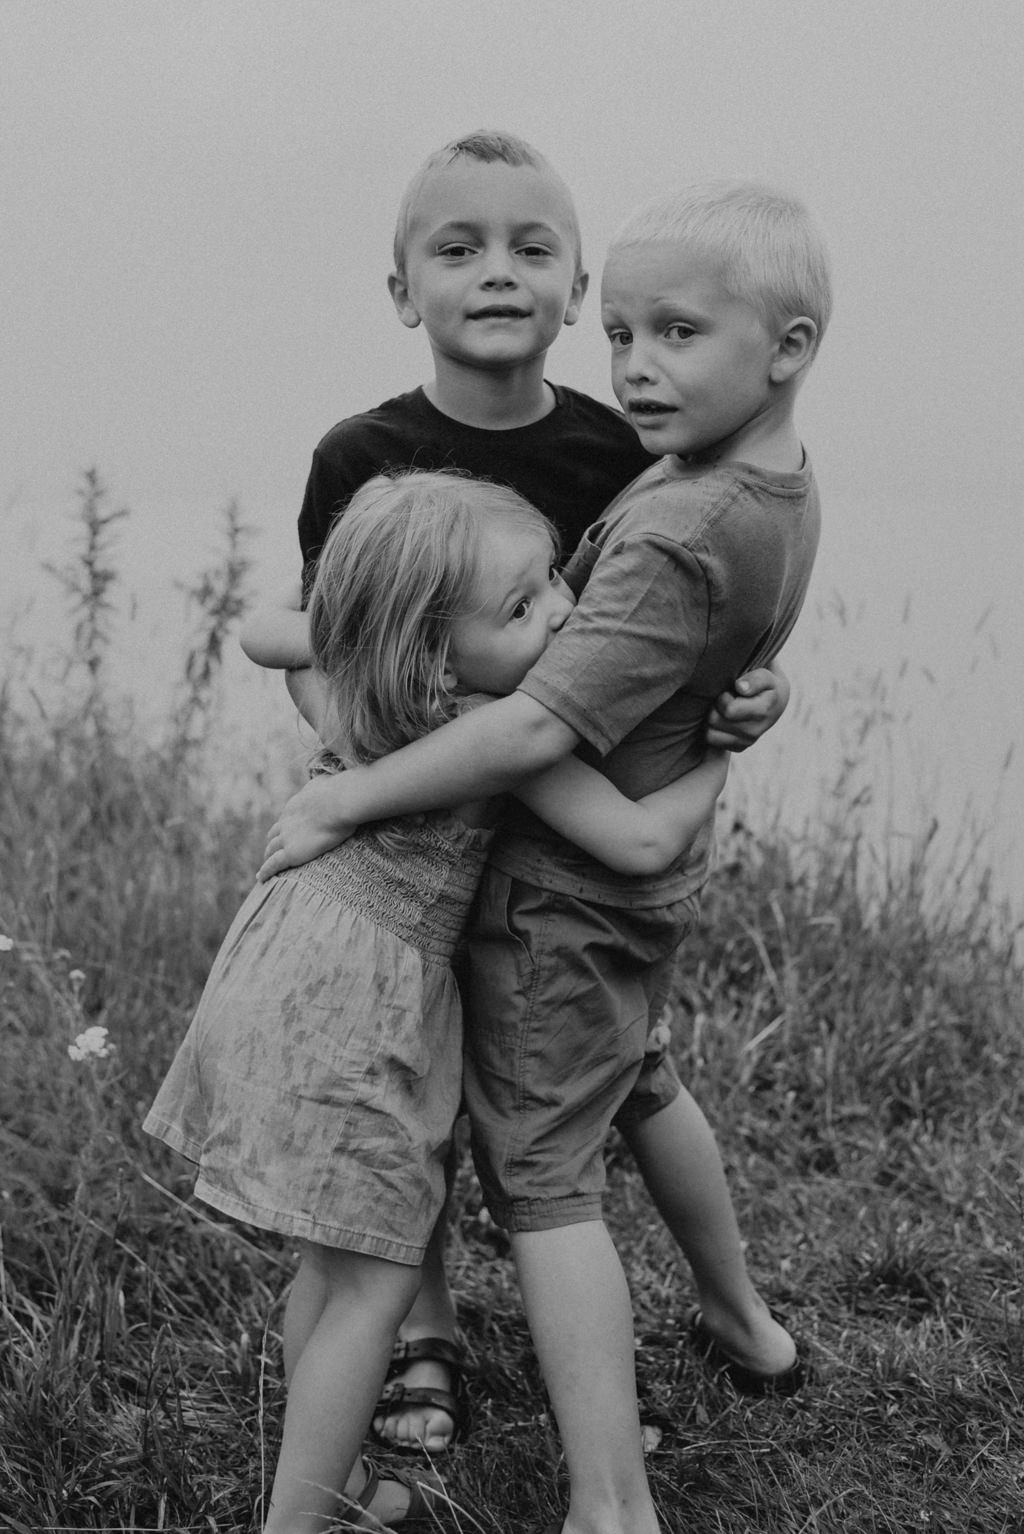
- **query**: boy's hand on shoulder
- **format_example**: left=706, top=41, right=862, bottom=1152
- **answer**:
left=706, top=662, right=790, bottom=751
left=258, top=775, right=361, bottom=881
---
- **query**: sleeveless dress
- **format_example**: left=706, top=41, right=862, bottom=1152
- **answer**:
left=144, top=809, right=493, bottom=1265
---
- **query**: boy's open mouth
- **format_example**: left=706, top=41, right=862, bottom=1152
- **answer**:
left=627, top=399, right=675, bottom=417
left=469, top=305, right=530, bottom=320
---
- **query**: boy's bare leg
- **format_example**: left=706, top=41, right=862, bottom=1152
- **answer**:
left=372, top=1208, right=463, bottom=1451
left=513, top=1222, right=660, bottom=1534
left=621, top=1087, right=796, bottom=1373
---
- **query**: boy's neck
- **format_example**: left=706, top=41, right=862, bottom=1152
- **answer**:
left=688, top=400, right=805, bottom=474
left=424, top=356, right=556, bottom=430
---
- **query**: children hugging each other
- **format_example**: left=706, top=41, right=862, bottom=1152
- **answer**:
left=259, top=167, right=831, bottom=1534
left=240, top=130, right=793, bottom=1474
left=146, top=470, right=731, bottom=1534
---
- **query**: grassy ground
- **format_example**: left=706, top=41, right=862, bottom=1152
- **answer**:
left=2, top=488, right=1022, bottom=1531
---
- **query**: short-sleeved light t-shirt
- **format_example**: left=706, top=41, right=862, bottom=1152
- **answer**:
left=492, top=453, right=821, bottom=907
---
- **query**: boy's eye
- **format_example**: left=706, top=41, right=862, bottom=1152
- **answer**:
left=510, top=598, right=532, bottom=622
left=548, top=564, right=560, bottom=583
left=518, top=243, right=552, bottom=259
left=437, top=242, right=476, bottom=258
left=665, top=322, right=696, bottom=341
left=606, top=328, right=631, bottom=349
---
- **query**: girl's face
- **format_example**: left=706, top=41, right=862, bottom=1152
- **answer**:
left=447, top=522, right=574, bottom=696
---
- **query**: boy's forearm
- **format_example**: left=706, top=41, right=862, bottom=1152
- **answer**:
left=239, top=605, right=312, bottom=670
left=286, top=667, right=331, bottom=735
left=333, top=692, right=579, bottom=828
left=516, top=748, right=728, bottom=876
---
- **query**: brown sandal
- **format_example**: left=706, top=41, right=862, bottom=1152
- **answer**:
left=371, top=1335, right=469, bottom=1453
left=343, top=1459, right=441, bottom=1528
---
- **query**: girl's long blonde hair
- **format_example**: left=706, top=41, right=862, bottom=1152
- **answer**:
left=307, top=470, right=556, bottom=766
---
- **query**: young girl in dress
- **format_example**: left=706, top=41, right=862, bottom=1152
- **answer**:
left=145, top=471, right=726, bottom=1534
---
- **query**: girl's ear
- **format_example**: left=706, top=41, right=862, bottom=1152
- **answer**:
left=770, top=316, right=818, bottom=382
left=388, top=270, right=421, bottom=330
left=441, top=661, right=460, bottom=692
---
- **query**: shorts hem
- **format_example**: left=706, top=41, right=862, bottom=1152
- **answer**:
left=488, top=1193, right=604, bottom=1234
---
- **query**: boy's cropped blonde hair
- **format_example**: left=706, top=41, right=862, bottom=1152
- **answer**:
left=392, top=129, right=583, bottom=279
left=308, top=471, right=556, bottom=766
left=610, top=179, right=832, bottom=345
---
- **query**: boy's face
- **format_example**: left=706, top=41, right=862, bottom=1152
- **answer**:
left=601, top=241, right=782, bottom=462
left=390, top=160, right=586, bottom=375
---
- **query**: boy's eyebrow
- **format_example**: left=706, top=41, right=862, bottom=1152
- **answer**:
left=427, top=218, right=566, bottom=243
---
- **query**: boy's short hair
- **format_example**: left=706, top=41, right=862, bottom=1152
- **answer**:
left=609, top=179, right=832, bottom=345
left=393, top=128, right=583, bottom=279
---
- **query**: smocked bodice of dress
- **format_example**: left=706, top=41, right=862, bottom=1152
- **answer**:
left=277, top=811, right=494, bottom=963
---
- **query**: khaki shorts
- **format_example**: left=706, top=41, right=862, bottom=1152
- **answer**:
left=462, top=870, right=699, bottom=1233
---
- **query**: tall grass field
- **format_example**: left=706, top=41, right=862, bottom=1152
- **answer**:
left=2, top=477, right=1021, bottom=1532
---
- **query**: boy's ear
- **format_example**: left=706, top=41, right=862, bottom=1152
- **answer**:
left=562, top=269, right=589, bottom=328
left=770, top=316, right=817, bottom=382
left=388, top=271, right=421, bottom=330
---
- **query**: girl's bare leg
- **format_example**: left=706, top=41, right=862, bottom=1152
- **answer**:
left=281, top=1250, right=328, bottom=1383
left=264, top=1242, right=421, bottom=1534
left=372, top=1210, right=463, bottom=1451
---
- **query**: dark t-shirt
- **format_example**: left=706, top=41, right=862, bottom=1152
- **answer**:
left=297, top=384, right=654, bottom=593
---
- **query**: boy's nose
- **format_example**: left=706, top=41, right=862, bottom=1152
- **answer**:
left=480, top=248, right=517, bottom=287
left=624, top=343, right=656, bottom=383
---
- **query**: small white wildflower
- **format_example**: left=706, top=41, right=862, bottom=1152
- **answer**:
left=0, top=935, right=13, bottom=952
left=68, top=1025, right=112, bottom=1062
left=69, top=968, right=86, bottom=984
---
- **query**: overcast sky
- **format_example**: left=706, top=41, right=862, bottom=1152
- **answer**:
left=2, top=0, right=1021, bottom=911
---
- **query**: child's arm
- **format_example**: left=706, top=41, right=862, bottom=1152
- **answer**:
left=706, top=659, right=790, bottom=749
left=514, top=750, right=728, bottom=876
left=239, top=580, right=313, bottom=670
left=286, top=666, right=332, bottom=735
left=259, top=690, right=577, bottom=879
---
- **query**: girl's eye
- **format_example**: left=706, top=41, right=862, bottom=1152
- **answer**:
left=548, top=564, right=560, bottom=583
left=665, top=322, right=696, bottom=341
left=510, top=598, right=532, bottom=622
left=607, top=329, right=631, bottom=349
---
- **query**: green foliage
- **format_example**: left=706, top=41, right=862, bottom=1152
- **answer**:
left=1, top=476, right=1022, bottom=1530
left=44, top=468, right=129, bottom=713
left=173, top=498, right=255, bottom=755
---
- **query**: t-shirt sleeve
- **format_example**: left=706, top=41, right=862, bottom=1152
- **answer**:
left=297, top=436, right=371, bottom=601
left=516, top=533, right=710, bottom=756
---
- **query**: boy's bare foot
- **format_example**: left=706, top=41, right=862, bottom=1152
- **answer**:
left=371, top=1334, right=467, bottom=1452
left=689, top=1306, right=804, bottom=1394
